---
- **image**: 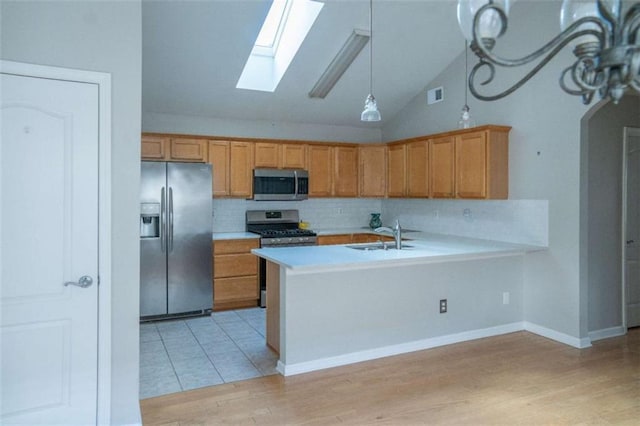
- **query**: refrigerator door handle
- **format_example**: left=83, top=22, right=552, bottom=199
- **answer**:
left=169, top=186, right=174, bottom=253
left=160, top=186, right=166, bottom=252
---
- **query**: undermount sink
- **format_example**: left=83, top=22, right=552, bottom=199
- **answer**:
left=346, top=243, right=413, bottom=251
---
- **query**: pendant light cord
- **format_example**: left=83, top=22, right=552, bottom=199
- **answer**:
left=369, top=0, right=373, bottom=95
left=464, top=40, right=468, bottom=106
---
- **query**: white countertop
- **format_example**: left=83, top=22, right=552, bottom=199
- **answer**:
left=252, top=232, right=546, bottom=273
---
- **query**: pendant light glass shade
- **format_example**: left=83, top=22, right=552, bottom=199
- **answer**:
left=361, top=94, right=381, bottom=122
left=457, top=0, right=510, bottom=41
left=361, top=0, right=381, bottom=122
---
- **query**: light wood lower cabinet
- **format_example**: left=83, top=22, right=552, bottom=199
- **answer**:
left=213, top=239, right=259, bottom=311
left=317, top=234, right=352, bottom=245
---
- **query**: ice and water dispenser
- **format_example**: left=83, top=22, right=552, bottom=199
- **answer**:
left=140, top=203, right=161, bottom=238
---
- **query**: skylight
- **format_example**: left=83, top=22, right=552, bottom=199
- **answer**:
left=254, top=0, right=292, bottom=56
left=237, top=0, right=324, bottom=92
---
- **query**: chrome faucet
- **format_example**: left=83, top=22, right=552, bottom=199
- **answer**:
left=393, top=219, right=402, bottom=250
left=374, top=219, right=402, bottom=249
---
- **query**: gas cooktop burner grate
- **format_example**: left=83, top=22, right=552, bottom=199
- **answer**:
left=258, top=229, right=317, bottom=238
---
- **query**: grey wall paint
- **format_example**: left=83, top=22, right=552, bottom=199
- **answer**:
left=282, top=255, right=524, bottom=365
left=143, top=111, right=382, bottom=143
left=381, top=2, right=592, bottom=338
left=1, top=1, right=142, bottom=424
left=582, top=96, right=640, bottom=332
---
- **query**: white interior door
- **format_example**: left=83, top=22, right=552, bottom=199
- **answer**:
left=1, top=72, right=100, bottom=424
left=624, top=127, right=640, bottom=328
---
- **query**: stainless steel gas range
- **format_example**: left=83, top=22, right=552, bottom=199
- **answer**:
left=246, top=210, right=317, bottom=247
left=246, top=209, right=317, bottom=306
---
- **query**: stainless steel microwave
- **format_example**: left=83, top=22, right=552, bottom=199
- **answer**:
left=252, top=169, right=309, bottom=201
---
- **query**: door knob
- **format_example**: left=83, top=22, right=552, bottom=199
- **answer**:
left=64, top=275, right=94, bottom=288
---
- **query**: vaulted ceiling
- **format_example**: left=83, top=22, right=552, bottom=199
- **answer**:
left=142, top=0, right=466, bottom=129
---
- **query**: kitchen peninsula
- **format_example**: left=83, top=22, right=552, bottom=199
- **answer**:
left=252, top=233, right=544, bottom=376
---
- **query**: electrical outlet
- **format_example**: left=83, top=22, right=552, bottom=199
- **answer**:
left=439, top=299, right=447, bottom=313
left=503, top=292, right=510, bottom=305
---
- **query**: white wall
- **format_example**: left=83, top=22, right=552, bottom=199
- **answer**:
left=1, top=1, right=143, bottom=424
left=582, top=95, right=640, bottom=333
left=282, top=255, right=524, bottom=366
left=382, top=199, right=548, bottom=246
left=382, top=1, right=590, bottom=339
left=143, top=111, right=382, bottom=143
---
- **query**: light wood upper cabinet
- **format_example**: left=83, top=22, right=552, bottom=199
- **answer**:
left=207, top=140, right=253, bottom=198
left=359, top=144, right=387, bottom=198
left=254, top=142, right=280, bottom=168
left=169, top=138, right=208, bottom=162
left=334, top=146, right=358, bottom=197
left=308, top=144, right=358, bottom=197
left=142, top=125, right=509, bottom=200
left=208, top=141, right=229, bottom=197
left=455, top=128, right=509, bottom=199
left=281, top=144, right=306, bottom=169
left=406, top=139, right=429, bottom=197
left=141, top=135, right=169, bottom=160
left=229, top=141, right=254, bottom=198
left=254, top=142, right=306, bottom=169
left=142, top=134, right=208, bottom=162
left=308, top=145, right=333, bottom=197
left=387, top=144, right=407, bottom=197
left=430, top=136, right=455, bottom=198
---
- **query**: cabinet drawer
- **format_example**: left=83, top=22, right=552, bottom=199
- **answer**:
left=215, top=276, right=258, bottom=302
left=214, top=239, right=259, bottom=254
left=214, top=253, right=258, bottom=278
left=317, top=234, right=352, bottom=245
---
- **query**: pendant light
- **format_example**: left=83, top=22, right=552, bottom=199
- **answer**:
left=361, top=0, right=381, bottom=122
left=458, top=40, right=475, bottom=129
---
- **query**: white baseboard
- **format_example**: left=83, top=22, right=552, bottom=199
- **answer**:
left=523, top=321, right=592, bottom=348
left=278, top=322, right=524, bottom=376
left=588, top=326, right=626, bottom=342
left=276, top=322, right=598, bottom=377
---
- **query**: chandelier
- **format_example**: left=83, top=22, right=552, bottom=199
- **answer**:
left=456, top=0, right=640, bottom=104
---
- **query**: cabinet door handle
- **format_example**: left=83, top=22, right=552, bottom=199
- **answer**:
left=627, top=240, right=635, bottom=244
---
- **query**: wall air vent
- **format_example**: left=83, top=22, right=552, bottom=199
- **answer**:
left=427, top=86, right=444, bottom=105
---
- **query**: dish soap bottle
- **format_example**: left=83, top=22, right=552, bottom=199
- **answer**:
left=369, top=213, right=382, bottom=229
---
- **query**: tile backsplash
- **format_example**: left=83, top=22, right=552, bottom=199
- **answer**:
left=213, top=198, right=548, bottom=246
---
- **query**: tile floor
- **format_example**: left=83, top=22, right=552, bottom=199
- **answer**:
left=139, top=308, right=278, bottom=399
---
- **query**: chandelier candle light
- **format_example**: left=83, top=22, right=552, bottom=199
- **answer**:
left=361, top=0, right=381, bottom=121
left=456, top=0, right=640, bottom=104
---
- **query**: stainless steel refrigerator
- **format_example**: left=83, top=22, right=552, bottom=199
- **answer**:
left=140, top=161, right=213, bottom=320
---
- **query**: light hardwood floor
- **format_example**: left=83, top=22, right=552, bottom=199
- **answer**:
left=140, top=329, right=639, bottom=425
